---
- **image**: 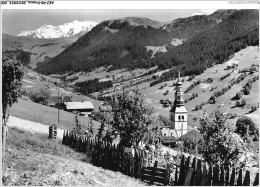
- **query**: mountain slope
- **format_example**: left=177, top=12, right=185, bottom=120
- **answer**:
left=17, top=20, right=98, bottom=39
left=161, top=9, right=237, bottom=40
left=35, top=9, right=259, bottom=76
left=35, top=17, right=173, bottom=75
left=154, top=9, right=259, bottom=77
left=2, top=34, right=78, bottom=68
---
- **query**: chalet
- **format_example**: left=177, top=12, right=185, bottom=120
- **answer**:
left=47, top=96, right=72, bottom=109
left=65, top=100, right=94, bottom=116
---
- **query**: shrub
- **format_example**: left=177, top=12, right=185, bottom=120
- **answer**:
left=29, top=88, right=51, bottom=105
left=236, top=92, right=243, bottom=100
left=243, top=86, right=250, bottom=95
left=236, top=116, right=258, bottom=139
left=241, top=99, right=246, bottom=107
left=235, top=101, right=241, bottom=107
left=250, top=106, right=257, bottom=113
left=199, top=106, right=245, bottom=167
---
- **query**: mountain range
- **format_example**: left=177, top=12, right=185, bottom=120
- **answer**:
left=35, top=9, right=259, bottom=76
left=17, top=20, right=98, bottom=39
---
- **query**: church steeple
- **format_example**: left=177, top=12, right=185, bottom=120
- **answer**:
left=173, top=69, right=184, bottom=108
left=169, top=69, right=187, bottom=137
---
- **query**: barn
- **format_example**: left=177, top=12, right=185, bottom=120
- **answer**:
left=65, top=100, right=94, bottom=116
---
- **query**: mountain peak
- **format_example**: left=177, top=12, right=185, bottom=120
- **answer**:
left=17, top=20, right=98, bottom=39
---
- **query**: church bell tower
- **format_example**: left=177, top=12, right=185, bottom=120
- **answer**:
left=169, top=69, right=188, bottom=137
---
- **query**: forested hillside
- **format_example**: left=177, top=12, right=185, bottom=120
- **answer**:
left=35, top=10, right=259, bottom=76
left=155, top=9, right=259, bottom=81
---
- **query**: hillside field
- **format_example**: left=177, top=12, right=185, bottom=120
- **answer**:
left=2, top=127, right=145, bottom=186
left=140, top=46, right=259, bottom=127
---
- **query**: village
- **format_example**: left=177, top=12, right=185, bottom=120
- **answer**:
left=2, top=7, right=259, bottom=186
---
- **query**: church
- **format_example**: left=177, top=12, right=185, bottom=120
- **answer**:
left=160, top=70, right=188, bottom=145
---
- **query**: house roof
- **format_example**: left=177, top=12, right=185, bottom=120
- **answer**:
left=65, top=101, right=94, bottom=110
left=178, top=129, right=202, bottom=143
left=48, top=96, right=72, bottom=105
left=160, top=136, right=178, bottom=144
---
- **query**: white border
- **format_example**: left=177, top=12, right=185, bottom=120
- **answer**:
left=1, top=1, right=259, bottom=9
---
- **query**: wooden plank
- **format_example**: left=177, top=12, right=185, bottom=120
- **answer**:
left=201, top=163, right=208, bottom=186
left=178, top=155, right=186, bottom=185
left=219, top=165, right=225, bottom=186
left=190, top=157, right=197, bottom=185
left=229, top=168, right=236, bottom=186
left=141, top=173, right=152, bottom=182
left=253, top=172, right=259, bottom=186
left=164, top=167, right=170, bottom=186
left=206, top=163, right=213, bottom=186
left=243, top=170, right=250, bottom=186
left=225, top=167, right=230, bottom=186
left=195, top=159, right=202, bottom=186
left=212, top=164, right=219, bottom=186
left=183, top=168, right=194, bottom=186
left=153, top=175, right=167, bottom=184
left=185, top=156, right=191, bottom=173
left=237, top=169, right=243, bottom=186
left=146, top=166, right=166, bottom=172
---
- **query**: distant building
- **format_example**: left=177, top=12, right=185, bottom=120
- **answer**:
left=47, top=96, right=72, bottom=109
left=65, top=100, right=94, bottom=116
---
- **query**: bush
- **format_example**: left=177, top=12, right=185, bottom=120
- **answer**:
left=241, top=99, right=246, bottom=107
left=235, top=101, right=241, bottom=107
left=199, top=106, right=245, bottom=167
left=236, top=92, right=243, bottom=100
left=236, top=116, right=258, bottom=139
left=243, top=86, right=250, bottom=95
left=250, top=106, right=257, bottom=113
left=29, top=88, right=51, bottom=105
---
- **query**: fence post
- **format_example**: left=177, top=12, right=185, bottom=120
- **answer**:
left=212, top=164, right=219, bottom=186
left=185, top=156, right=191, bottom=173
left=190, top=156, right=197, bottom=185
left=201, top=163, right=208, bottom=186
left=243, top=170, right=250, bottom=186
left=229, top=168, right=236, bottom=186
left=183, top=168, right=194, bottom=186
left=225, top=167, right=230, bottom=186
left=206, top=163, right=213, bottom=186
left=237, top=169, right=243, bottom=186
left=219, top=165, right=225, bottom=186
left=195, top=159, right=202, bottom=185
left=253, top=172, right=259, bottom=186
left=178, top=155, right=186, bottom=185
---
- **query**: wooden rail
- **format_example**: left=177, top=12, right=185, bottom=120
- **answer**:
left=62, top=130, right=259, bottom=186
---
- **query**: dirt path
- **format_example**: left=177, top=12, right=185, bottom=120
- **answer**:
left=7, top=116, right=64, bottom=139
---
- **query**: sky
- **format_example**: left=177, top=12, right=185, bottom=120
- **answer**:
left=2, top=9, right=217, bottom=36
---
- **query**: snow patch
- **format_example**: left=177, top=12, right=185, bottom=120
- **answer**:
left=18, top=20, right=98, bottom=39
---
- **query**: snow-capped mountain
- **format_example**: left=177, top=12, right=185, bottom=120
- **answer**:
left=17, top=20, right=98, bottom=39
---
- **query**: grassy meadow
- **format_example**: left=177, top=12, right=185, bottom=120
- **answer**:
left=2, top=127, right=145, bottom=186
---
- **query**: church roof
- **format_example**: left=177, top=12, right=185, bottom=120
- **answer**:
left=170, top=105, right=187, bottom=113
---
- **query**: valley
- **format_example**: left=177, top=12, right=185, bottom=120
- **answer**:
left=2, top=8, right=259, bottom=186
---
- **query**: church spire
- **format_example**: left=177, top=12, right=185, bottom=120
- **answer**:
left=178, top=68, right=180, bottom=82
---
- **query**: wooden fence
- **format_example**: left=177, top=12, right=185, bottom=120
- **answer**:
left=62, top=130, right=259, bottom=186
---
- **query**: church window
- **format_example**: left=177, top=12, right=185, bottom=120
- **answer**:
left=182, top=115, right=184, bottom=121
left=178, top=115, right=181, bottom=120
